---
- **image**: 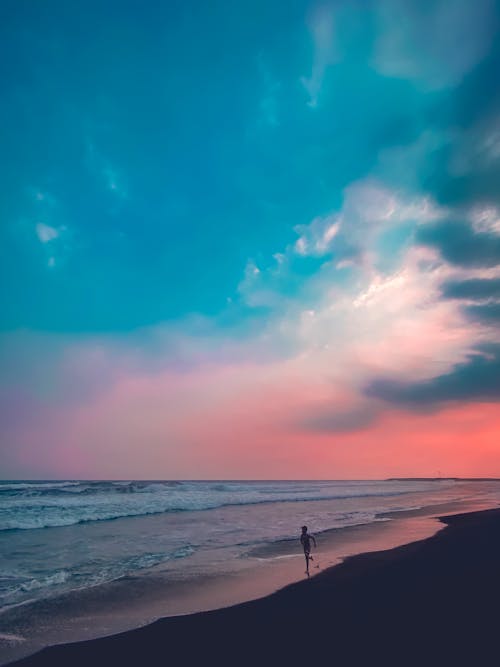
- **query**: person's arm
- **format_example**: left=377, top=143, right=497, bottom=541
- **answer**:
left=311, top=534, right=317, bottom=548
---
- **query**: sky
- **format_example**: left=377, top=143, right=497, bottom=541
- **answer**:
left=1, top=0, right=499, bottom=480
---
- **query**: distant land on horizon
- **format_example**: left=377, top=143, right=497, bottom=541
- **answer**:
left=3, top=477, right=500, bottom=483
left=387, top=478, right=500, bottom=482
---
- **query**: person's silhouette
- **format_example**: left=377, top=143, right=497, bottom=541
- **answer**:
left=300, top=525, right=316, bottom=576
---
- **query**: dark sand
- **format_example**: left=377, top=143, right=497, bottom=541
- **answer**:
left=9, top=508, right=500, bottom=667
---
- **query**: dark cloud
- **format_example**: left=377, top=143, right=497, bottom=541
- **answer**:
left=428, top=157, right=500, bottom=209
left=417, top=220, right=500, bottom=267
left=441, top=278, right=500, bottom=300
left=442, top=276, right=500, bottom=324
left=364, top=344, right=500, bottom=408
left=449, top=31, right=500, bottom=129
left=421, top=36, right=500, bottom=208
left=465, top=302, right=500, bottom=323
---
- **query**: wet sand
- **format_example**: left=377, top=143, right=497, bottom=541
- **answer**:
left=7, top=506, right=500, bottom=667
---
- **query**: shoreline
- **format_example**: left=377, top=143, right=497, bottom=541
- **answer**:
left=0, top=513, right=443, bottom=665
left=9, top=506, right=500, bottom=666
left=3, top=496, right=499, bottom=666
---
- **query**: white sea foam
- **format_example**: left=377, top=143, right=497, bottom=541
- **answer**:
left=20, top=570, right=69, bottom=592
left=0, top=633, right=26, bottom=643
left=0, top=547, right=195, bottom=610
left=0, top=480, right=452, bottom=531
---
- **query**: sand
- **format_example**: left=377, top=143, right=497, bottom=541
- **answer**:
left=8, top=507, right=500, bottom=667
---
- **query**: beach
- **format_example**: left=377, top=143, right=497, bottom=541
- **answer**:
left=5, top=503, right=500, bottom=666
left=3, top=479, right=500, bottom=664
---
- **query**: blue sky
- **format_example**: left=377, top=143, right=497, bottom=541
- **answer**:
left=1, top=0, right=453, bottom=330
left=1, top=0, right=499, bottom=478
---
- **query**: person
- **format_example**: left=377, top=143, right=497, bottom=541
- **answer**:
left=300, top=525, right=317, bottom=576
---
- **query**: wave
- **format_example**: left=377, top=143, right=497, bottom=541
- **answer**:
left=0, top=479, right=454, bottom=531
left=0, top=480, right=183, bottom=497
left=0, top=481, right=81, bottom=494
left=0, top=546, right=195, bottom=609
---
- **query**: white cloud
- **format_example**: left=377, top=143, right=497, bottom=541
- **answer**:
left=237, top=261, right=275, bottom=307
left=372, top=0, right=495, bottom=90
left=293, top=179, right=445, bottom=261
left=300, top=5, right=337, bottom=107
left=294, top=214, right=340, bottom=256
left=36, top=223, right=59, bottom=243
left=283, top=242, right=484, bottom=389
left=32, top=215, right=72, bottom=267
left=470, top=206, right=500, bottom=236
left=237, top=178, right=449, bottom=313
left=342, top=180, right=443, bottom=227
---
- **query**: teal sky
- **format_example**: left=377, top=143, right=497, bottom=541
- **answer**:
left=1, top=0, right=499, bottom=479
left=1, top=0, right=449, bottom=331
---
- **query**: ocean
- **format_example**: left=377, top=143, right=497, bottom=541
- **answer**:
left=1, top=479, right=500, bottom=663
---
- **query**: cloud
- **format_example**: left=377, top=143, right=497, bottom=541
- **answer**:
left=471, top=206, right=500, bottom=235
left=441, top=277, right=500, bottom=301
left=430, top=118, right=500, bottom=209
left=237, top=260, right=281, bottom=308
left=266, top=179, right=445, bottom=276
left=35, top=222, right=59, bottom=243
left=26, top=193, right=73, bottom=267
left=294, top=214, right=340, bottom=256
left=360, top=202, right=500, bottom=411
left=334, top=181, right=443, bottom=261
left=365, top=344, right=500, bottom=408
left=417, top=219, right=500, bottom=268
left=372, top=0, right=496, bottom=90
left=34, top=221, right=71, bottom=268
left=300, top=5, right=337, bottom=107
left=465, top=302, right=500, bottom=324
left=402, top=42, right=500, bottom=212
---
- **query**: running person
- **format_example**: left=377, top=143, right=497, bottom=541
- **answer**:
left=300, top=525, right=316, bottom=576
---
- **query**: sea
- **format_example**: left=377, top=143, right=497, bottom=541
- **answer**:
left=1, top=478, right=500, bottom=663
